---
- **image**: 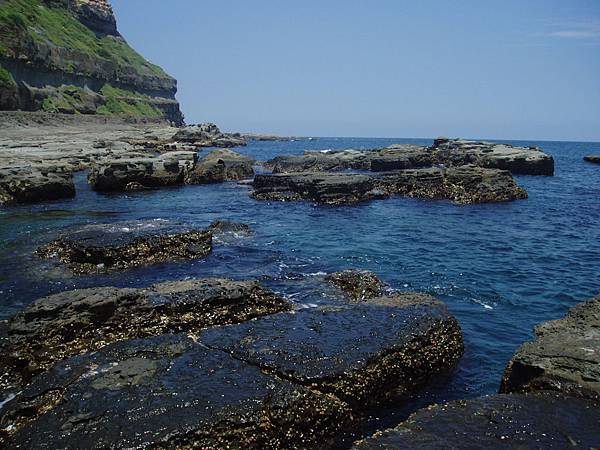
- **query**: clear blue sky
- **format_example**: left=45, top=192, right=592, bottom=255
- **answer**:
left=112, top=0, right=600, bottom=141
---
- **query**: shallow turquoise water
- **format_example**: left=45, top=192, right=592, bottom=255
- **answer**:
left=1, top=137, right=599, bottom=426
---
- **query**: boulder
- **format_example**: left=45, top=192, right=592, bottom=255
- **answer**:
left=501, top=295, right=600, bottom=400
left=172, top=123, right=247, bottom=148
left=201, top=293, right=464, bottom=409
left=208, top=220, right=252, bottom=234
left=353, top=392, right=600, bottom=449
left=583, top=155, right=600, bottom=164
left=88, top=151, right=197, bottom=192
left=252, top=165, right=527, bottom=206
left=325, top=269, right=386, bottom=301
left=0, top=165, right=75, bottom=206
left=0, top=334, right=351, bottom=450
left=0, top=278, right=291, bottom=391
left=185, top=149, right=254, bottom=184
left=36, top=221, right=212, bottom=274
left=429, top=138, right=555, bottom=175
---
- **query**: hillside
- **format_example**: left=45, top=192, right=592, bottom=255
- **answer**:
left=0, top=0, right=184, bottom=124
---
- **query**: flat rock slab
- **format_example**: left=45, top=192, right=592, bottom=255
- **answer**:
left=202, top=294, right=464, bottom=409
left=501, top=295, right=600, bottom=400
left=584, top=155, right=600, bottom=164
left=37, top=221, right=212, bottom=274
left=0, top=165, right=75, bottom=206
left=88, top=151, right=197, bottom=192
left=252, top=165, right=527, bottom=205
left=430, top=138, right=555, bottom=175
left=0, top=334, right=351, bottom=449
left=0, top=278, right=291, bottom=390
left=353, top=392, right=600, bottom=449
left=266, top=139, right=554, bottom=176
left=185, top=149, right=254, bottom=184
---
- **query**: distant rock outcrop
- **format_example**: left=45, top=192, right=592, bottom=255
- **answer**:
left=0, top=0, right=184, bottom=124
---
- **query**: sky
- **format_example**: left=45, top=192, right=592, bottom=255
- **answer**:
left=112, top=0, right=600, bottom=141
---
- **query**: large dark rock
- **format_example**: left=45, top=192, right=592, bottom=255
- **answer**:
left=353, top=392, right=600, bottom=449
left=0, top=165, right=75, bottom=206
left=0, top=334, right=351, bottom=449
left=429, top=138, right=555, bottom=175
left=172, top=123, right=247, bottom=148
left=185, top=149, right=254, bottom=184
left=584, top=155, right=600, bottom=164
left=201, top=293, right=464, bottom=409
left=36, top=221, right=212, bottom=274
left=88, top=151, right=197, bottom=192
left=0, top=278, right=291, bottom=390
left=325, top=269, right=386, bottom=301
left=501, top=295, right=600, bottom=400
left=252, top=165, right=527, bottom=206
left=266, top=139, right=554, bottom=176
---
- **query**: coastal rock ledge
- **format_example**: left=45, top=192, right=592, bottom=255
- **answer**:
left=0, top=166, right=75, bottom=206
left=0, top=275, right=464, bottom=448
left=354, top=294, right=600, bottom=449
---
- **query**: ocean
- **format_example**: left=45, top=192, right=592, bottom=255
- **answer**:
left=1, top=136, right=599, bottom=430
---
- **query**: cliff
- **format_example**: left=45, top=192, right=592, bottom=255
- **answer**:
left=0, top=0, right=184, bottom=124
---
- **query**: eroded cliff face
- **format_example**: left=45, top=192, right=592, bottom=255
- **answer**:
left=0, top=0, right=184, bottom=124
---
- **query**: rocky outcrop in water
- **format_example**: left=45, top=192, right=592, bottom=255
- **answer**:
left=185, top=149, right=255, bottom=184
left=0, top=0, right=183, bottom=124
left=353, top=392, right=600, bottom=449
left=172, top=123, right=247, bottom=148
left=88, top=151, right=197, bottom=191
left=0, top=278, right=291, bottom=390
left=0, top=273, right=464, bottom=448
left=326, top=269, right=387, bottom=301
left=252, top=165, right=528, bottom=205
left=501, top=295, right=600, bottom=400
left=267, top=139, right=554, bottom=176
left=0, top=165, right=75, bottom=205
left=37, top=221, right=213, bottom=274
left=584, top=155, right=600, bottom=164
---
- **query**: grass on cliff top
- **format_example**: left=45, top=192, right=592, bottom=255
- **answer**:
left=0, top=0, right=168, bottom=78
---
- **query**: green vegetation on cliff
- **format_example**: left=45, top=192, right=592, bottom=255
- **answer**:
left=0, top=0, right=167, bottom=79
left=0, top=63, right=15, bottom=86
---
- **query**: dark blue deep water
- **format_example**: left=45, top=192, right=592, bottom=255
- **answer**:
left=1, top=137, right=599, bottom=429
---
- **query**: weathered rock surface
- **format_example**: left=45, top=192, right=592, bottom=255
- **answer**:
left=202, top=293, right=464, bottom=409
left=0, top=278, right=291, bottom=390
left=583, top=155, right=600, bottom=164
left=267, top=139, right=554, bottom=176
left=252, top=165, right=528, bottom=205
left=430, top=138, right=555, bottom=175
left=172, top=123, right=247, bottom=147
left=88, top=151, right=197, bottom=191
left=37, top=221, right=212, bottom=274
left=186, top=149, right=254, bottom=184
left=353, top=392, right=600, bottom=449
left=0, top=165, right=75, bottom=206
left=501, top=295, right=600, bottom=400
left=326, top=269, right=386, bottom=301
left=0, top=334, right=350, bottom=449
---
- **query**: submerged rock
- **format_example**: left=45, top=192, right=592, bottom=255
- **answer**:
left=252, top=165, right=527, bottom=205
left=266, top=139, right=554, bottom=176
left=172, top=123, right=247, bottom=148
left=353, top=392, right=600, bottom=449
left=0, top=334, right=351, bottom=449
left=88, top=151, right=197, bottom=192
left=501, top=295, right=600, bottom=400
left=0, top=166, right=75, bottom=206
left=583, top=155, right=600, bottom=164
left=185, top=149, right=254, bottom=184
left=36, top=221, right=212, bottom=274
left=326, top=269, right=386, bottom=301
left=208, top=220, right=252, bottom=234
left=0, top=279, right=291, bottom=390
left=202, top=293, right=464, bottom=409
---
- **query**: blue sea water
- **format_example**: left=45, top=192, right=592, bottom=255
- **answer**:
left=1, top=137, right=599, bottom=429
